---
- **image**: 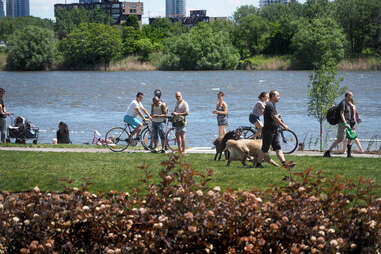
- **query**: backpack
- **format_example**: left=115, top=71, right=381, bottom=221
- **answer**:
left=326, top=105, right=340, bottom=125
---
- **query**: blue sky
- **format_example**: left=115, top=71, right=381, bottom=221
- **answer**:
left=29, top=0, right=299, bottom=21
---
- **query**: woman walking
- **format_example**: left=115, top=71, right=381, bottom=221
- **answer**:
left=250, top=92, right=269, bottom=139
left=343, top=97, right=364, bottom=155
left=212, top=91, right=228, bottom=140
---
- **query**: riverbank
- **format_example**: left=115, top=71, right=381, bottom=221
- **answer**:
left=1, top=53, right=380, bottom=71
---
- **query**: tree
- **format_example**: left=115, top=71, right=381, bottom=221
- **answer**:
left=291, top=18, right=346, bottom=68
left=307, top=60, right=346, bottom=151
left=121, top=26, right=145, bottom=56
left=334, top=0, right=381, bottom=57
left=264, top=17, right=298, bottom=55
left=161, top=23, right=239, bottom=70
left=58, top=23, right=122, bottom=69
left=55, top=8, right=111, bottom=39
left=303, top=0, right=333, bottom=19
left=0, top=17, right=15, bottom=42
left=233, top=5, right=258, bottom=24
left=124, top=15, right=140, bottom=30
left=135, top=38, right=153, bottom=61
left=6, top=26, right=57, bottom=71
left=232, top=14, right=270, bottom=59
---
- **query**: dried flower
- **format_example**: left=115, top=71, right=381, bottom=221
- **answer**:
left=188, top=225, right=197, bottom=233
left=185, top=212, right=194, bottom=220
left=213, top=186, right=221, bottom=192
left=153, top=223, right=163, bottom=229
left=33, top=186, right=40, bottom=193
left=12, top=217, right=20, bottom=223
left=196, top=190, right=203, bottom=197
left=82, top=206, right=90, bottom=211
left=330, top=239, right=338, bottom=246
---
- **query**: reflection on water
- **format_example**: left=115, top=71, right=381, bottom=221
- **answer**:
left=1, top=70, right=380, bottom=149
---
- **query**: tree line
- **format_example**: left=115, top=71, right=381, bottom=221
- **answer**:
left=0, top=0, right=380, bottom=71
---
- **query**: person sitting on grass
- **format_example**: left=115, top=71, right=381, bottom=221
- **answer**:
left=56, top=121, right=71, bottom=144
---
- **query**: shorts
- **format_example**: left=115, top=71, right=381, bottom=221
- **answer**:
left=261, top=129, right=281, bottom=153
left=175, top=126, right=186, bottom=134
left=336, top=122, right=346, bottom=142
left=124, top=115, right=141, bottom=129
left=217, top=116, right=228, bottom=126
left=152, top=121, right=165, bottom=141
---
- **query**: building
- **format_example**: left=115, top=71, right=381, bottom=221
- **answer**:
left=166, top=0, right=186, bottom=18
left=150, top=10, right=226, bottom=27
left=122, top=1, right=143, bottom=27
left=259, top=0, right=294, bottom=8
left=55, top=0, right=143, bottom=26
left=0, top=0, right=5, bottom=17
left=6, top=0, right=29, bottom=18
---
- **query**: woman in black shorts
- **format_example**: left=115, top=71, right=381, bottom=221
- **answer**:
left=212, top=91, right=228, bottom=140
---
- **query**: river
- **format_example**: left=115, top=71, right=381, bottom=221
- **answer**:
left=1, top=70, right=380, bottom=150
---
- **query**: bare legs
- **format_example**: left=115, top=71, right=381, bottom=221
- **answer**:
left=176, top=131, right=186, bottom=153
left=218, top=125, right=226, bottom=140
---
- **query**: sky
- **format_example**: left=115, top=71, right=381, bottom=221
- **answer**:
left=28, top=0, right=261, bottom=21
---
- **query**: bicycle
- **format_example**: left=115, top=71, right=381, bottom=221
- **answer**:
left=105, top=121, right=152, bottom=152
left=239, top=125, right=298, bottom=154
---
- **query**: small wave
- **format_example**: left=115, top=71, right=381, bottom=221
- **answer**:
left=211, top=88, right=220, bottom=91
left=258, top=80, right=265, bottom=83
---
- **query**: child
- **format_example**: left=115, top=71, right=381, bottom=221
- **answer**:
left=250, top=92, right=269, bottom=139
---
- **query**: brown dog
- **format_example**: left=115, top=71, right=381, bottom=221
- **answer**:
left=226, top=139, right=279, bottom=168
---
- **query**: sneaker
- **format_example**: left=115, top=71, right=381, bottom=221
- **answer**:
left=323, top=150, right=331, bottom=157
left=160, top=149, right=166, bottom=154
left=151, top=148, right=159, bottom=153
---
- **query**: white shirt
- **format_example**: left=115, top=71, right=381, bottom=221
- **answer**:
left=126, top=100, right=143, bottom=118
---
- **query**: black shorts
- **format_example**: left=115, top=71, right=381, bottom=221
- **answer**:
left=261, top=130, right=281, bottom=153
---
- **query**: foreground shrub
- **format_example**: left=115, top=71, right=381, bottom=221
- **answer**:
left=0, top=155, right=380, bottom=253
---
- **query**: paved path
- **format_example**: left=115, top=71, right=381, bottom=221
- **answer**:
left=0, top=146, right=380, bottom=158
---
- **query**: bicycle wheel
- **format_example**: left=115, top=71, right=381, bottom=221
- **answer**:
left=241, top=127, right=256, bottom=139
left=105, top=127, right=130, bottom=152
left=140, top=127, right=152, bottom=150
left=279, top=129, right=298, bottom=154
left=165, top=128, right=177, bottom=152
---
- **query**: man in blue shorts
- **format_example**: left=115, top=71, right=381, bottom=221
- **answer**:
left=124, top=92, right=151, bottom=140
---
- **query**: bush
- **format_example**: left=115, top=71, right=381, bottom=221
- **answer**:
left=6, top=26, right=57, bottom=71
left=0, top=155, right=380, bottom=253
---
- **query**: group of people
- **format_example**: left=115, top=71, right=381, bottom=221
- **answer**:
left=1, top=86, right=365, bottom=160
left=124, top=90, right=189, bottom=154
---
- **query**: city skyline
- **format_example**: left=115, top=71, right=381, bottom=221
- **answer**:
left=7, top=0, right=30, bottom=17
left=23, top=0, right=304, bottom=21
left=0, top=0, right=5, bottom=17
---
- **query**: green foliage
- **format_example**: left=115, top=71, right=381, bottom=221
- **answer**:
left=303, top=0, right=333, bottom=19
left=334, top=0, right=381, bottom=57
left=135, top=38, right=153, bottom=61
left=122, top=26, right=145, bottom=56
left=259, top=2, right=304, bottom=21
left=6, top=26, right=57, bottom=71
left=0, top=16, right=53, bottom=43
left=58, top=23, right=122, bottom=69
left=232, top=14, right=270, bottom=58
left=55, top=7, right=111, bottom=39
left=233, top=5, right=258, bottom=23
left=307, top=61, right=346, bottom=151
left=124, top=15, right=140, bottom=30
left=160, top=23, right=239, bottom=70
left=291, top=18, right=346, bottom=69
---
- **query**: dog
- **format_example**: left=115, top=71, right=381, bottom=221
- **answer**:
left=213, top=128, right=242, bottom=160
left=226, top=139, right=279, bottom=168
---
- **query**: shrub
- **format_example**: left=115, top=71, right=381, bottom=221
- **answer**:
left=0, top=155, right=380, bottom=253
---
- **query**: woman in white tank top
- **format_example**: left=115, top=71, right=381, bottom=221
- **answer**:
left=251, top=92, right=269, bottom=139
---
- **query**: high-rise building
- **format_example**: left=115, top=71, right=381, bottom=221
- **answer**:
left=166, top=0, right=186, bottom=18
left=0, top=0, right=5, bottom=17
left=259, top=0, right=291, bottom=8
left=6, top=0, right=29, bottom=17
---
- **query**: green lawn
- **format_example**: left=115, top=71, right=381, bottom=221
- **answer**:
left=0, top=151, right=380, bottom=195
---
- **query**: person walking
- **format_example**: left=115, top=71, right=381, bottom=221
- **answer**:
left=0, top=88, right=11, bottom=143
left=151, top=96, right=167, bottom=153
left=212, top=91, right=228, bottom=140
left=124, top=92, right=151, bottom=140
left=250, top=92, right=269, bottom=139
left=324, top=91, right=355, bottom=158
left=260, top=90, right=295, bottom=168
left=172, top=91, right=189, bottom=154
left=342, top=97, right=364, bottom=154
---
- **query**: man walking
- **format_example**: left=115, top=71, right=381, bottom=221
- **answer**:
left=173, top=91, right=189, bottom=153
left=0, top=88, right=11, bottom=143
left=260, top=90, right=295, bottom=168
left=324, top=91, right=355, bottom=158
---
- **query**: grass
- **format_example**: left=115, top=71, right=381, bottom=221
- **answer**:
left=242, top=55, right=292, bottom=70
left=338, top=57, right=381, bottom=71
left=0, top=151, right=380, bottom=196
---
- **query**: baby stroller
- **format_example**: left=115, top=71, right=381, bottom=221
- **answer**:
left=7, top=116, right=39, bottom=144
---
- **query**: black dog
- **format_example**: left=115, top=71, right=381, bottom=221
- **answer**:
left=213, top=128, right=242, bottom=160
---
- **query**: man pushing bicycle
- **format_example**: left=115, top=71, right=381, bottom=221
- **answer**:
left=124, top=92, right=152, bottom=140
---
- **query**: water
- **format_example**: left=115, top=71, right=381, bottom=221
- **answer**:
left=1, top=70, right=380, bottom=149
